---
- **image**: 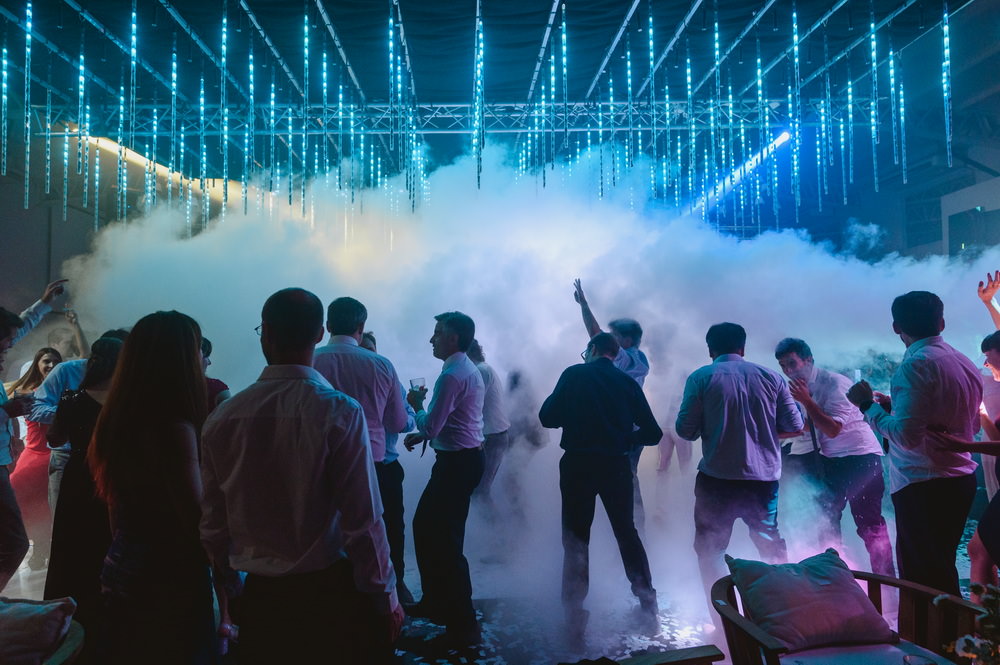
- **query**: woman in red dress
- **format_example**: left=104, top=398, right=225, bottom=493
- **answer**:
left=6, top=346, right=63, bottom=569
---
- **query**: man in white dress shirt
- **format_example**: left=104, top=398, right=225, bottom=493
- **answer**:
left=403, top=311, right=485, bottom=648
left=468, top=339, right=510, bottom=513
left=200, top=288, right=403, bottom=665
left=848, top=291, right=981, bottom=595
left=313, top=297, right=412, bottom=602
left=775, top=337, right=894, bottom=575
left=675, top=322, right=803, bottom=598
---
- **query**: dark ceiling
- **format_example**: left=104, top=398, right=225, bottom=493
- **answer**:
left=2, top=0, right=990, bottom=116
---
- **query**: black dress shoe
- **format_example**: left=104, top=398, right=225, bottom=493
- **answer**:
left=424, top=623, right=481, bottom=651
left=397, top=581, right=415, bottom=605
left=402, top=600, right=446, bottom=625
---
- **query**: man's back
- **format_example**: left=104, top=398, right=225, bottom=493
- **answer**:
left=314, top=337, right=408, bottom=461
left=540, top=358, right=660, bottom=455
left=868, top=336, right=981, bottom=492
left=477, top=361, right=510, bottom=436
left=676, top=354, right=801, bottom=482
left=201, top=365, right=390, bottom=587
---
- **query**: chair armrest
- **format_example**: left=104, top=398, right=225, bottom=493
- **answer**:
left=618, top=645, right=725, bottom=664
left=852, top=571, right=981, bottom=611
left=712, top=598, right=788, bottom=654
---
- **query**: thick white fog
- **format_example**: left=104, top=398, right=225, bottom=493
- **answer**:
left=37, top=144, right=1000, bottom=645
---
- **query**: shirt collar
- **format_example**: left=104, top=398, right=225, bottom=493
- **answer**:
left=443, top=351, right=467, bottom=369
left=329, top=335, right=359, bottom=346
left=806, top=363, right=819, bottom=383
left=713, top=353, right=744, bottom=363
left=903, top=335, right=942, bottom=359
left=259, top=364, right=331, bottom=386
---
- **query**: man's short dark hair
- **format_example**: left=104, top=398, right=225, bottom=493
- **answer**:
left=608, top=318, right=643, bottom=345
left=983, top=331, right=1000, bottom=354
left=327, top=297, right=368, bottom=336
left=706, top=322, right=747, bottom=355
left=588, top=332, right=620, bottom=359
left=263, top=288, right=324, bottom=351
left=774, top=337, right=812, bottom=361
left=434, top=311, right=475, bottom=352
left=0, top=307, right=23, bottom=339
left=201, top=336, right=213, bottom=358
left=467, top=339, right=485, bottom=363
left=891, top=291, right=944, bottom=339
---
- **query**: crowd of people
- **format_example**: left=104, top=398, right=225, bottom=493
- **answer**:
left=1, top=272, right=1000, bottom=662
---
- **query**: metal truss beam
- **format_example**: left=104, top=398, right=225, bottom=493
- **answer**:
left=48, top=97, right=867, bottom=140
left=62, top=0, right=189, bottom=103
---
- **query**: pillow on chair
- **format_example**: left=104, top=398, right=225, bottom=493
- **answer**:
left=0, top=597, right=77, bottom=665
left=726, top=548, right=896, bottom=653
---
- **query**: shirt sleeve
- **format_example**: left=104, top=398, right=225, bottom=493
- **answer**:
left=396, top=383, right=416, bottom=433
left=674, top=373, right=704, bottom=441
left=538, top=370, right=569, bottom=429
left=812, top=373, right=855, bottom=426
left=775, top=379, right=805, bottom=433
left=12, top=301, right=51, bottom=346
left=329, top=405, right=399, bottom=614
left=199, top=421, right=232, bottom=569
left=631, top=385, right=663, bottom=447
left=382, top=365, right=410, bottom=435
left=414, top=373, right=460, bottom=439
left=865, top=360, right=930, bottom=448
left=30, top=362, right=69, bottom=424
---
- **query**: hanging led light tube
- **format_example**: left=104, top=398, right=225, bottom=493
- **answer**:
left=23, top=0, right=32, bottom=209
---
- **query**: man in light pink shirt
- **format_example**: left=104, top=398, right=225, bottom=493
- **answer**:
left=403, top=311, right=485, bottom=649
left=848, top=291, right=981, bottom=595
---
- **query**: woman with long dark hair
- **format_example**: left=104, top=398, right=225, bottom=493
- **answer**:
left=87, top=311, right=213, bottom=665
left=44, top=336, right=123, bottom=660
left=7, top=346, right=62, bottom=569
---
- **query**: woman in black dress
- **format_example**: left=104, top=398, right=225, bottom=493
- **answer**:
left=44, top=336, right=123, bottom=659
left=87, top=311, right=214, bottom=665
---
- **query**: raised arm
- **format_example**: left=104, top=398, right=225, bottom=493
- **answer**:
left=978, top=270, right=1000, bottom=330
left=64, top=309, right=89, bottom=358
left=573, top=279, right=603, bottom=339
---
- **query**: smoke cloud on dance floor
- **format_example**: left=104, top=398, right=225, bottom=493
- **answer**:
left=56, top=144, right=1000, bottom=639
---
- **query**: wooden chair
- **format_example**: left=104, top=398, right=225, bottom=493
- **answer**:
left=711, top=571, right=982, bottom=665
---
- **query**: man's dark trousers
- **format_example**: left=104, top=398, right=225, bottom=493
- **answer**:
left=891, top=473, right=975, bottom=595
left=413, top=447, right=485, bottom=631
left=375, top=460, right=406, bottom=585
left=560, top=452, right=655, bottom=610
